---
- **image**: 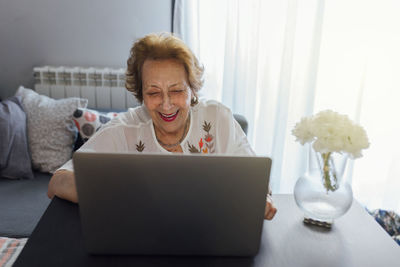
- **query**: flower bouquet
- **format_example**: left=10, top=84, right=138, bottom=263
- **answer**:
left=292, top=110, right=369, bottom=192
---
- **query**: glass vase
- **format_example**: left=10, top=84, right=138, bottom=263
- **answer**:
left=294, top=145, right=353, bottom=225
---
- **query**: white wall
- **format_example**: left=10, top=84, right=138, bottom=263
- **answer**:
left=0, top=0, right=172, bottom=99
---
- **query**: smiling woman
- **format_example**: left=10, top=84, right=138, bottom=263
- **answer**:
left=47, top=32, right=277, bottom=220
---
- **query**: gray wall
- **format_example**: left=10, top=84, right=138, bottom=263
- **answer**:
left=0, top=0, right=172, bottom=99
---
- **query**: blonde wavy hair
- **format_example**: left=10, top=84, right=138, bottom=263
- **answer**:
left=125, top=33, right=204, bottom=105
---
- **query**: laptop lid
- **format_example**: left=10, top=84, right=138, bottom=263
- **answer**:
left=73, top=152, right=271, bottom=256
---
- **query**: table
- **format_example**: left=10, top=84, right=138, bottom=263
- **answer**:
left=14, top=195, right=400, bottom=267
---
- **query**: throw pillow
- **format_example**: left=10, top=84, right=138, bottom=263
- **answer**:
left=73, top=108, right=118, bottom=142
left=15, top=86, right=88, bottom=173
left=0, top=96, right=34, bottom=179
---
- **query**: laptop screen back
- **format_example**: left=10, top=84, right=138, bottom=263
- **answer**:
left=73, top=152, right=271, bottom=256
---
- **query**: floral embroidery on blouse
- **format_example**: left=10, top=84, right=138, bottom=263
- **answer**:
left=187, top=121, right=215, bottom=154
left=136, top=140, right=145, bottom=152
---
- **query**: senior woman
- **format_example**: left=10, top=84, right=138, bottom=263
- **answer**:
left=48, top=33, right=277, bottom=220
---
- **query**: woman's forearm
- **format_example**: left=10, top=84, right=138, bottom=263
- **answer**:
left=47, top=170, right=78, bottom=203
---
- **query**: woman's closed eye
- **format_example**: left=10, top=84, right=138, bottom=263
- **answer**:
left=170, top=89, right=184, bottom=94
left=146, top=91, right=160, bottom=96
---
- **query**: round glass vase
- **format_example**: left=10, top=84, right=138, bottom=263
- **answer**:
left=294, top=145, right=353, bottom=225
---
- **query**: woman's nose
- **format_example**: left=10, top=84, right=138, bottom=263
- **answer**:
left=161, top=94, right=173, bottom=110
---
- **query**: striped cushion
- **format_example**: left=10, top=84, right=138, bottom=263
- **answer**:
left=0, top=237, right=27, bottom=267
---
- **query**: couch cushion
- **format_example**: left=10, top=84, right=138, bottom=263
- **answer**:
left=0, top=171, right=51, bottom=238
left=73, top=108, right=118, bottom=142
left=15, top=86, right=87, bottom=173
left=0, top=96, right=33, bottom=179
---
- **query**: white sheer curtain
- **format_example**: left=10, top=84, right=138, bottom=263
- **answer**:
left=174, top=0, right=400, bottom=213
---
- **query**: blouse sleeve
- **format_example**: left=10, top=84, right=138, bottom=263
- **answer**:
left=230, top=119, right=256, bottom=155
left=214, top=103, right=255, bottom=155
left=56, top=125, right=127, bottom=172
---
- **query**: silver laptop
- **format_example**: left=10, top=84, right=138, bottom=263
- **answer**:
left=72, top=152, right=271, bottom=256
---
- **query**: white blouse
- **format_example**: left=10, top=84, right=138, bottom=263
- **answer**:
left=59, top=99, right=255, bottom=172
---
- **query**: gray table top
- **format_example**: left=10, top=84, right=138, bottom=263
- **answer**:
left=14, top=194, right=400, bottom=267
left=257, top=194, right=400, bottom=267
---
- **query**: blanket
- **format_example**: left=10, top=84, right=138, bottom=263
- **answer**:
left=0, top=237, right=27, bottom=267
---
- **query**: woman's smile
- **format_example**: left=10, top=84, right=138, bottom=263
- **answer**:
left=159, top=110, right=179, bottom=122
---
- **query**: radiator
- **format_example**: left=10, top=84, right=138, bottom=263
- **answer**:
left=33, top=66, right=140, bottom=110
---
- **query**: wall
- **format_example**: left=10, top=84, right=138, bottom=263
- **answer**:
left=0, top=0, right=172, bottom=99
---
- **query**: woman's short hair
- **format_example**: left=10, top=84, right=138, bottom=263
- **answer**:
left=126, top=33, right=204, bottom=105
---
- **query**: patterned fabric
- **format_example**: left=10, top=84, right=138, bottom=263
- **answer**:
left=368, top=209, right=400, bottom=246
left=15, top=86, right=87, bottom=173
left=187, top=121, right=215, bottom=153
left=73, top=108, right=118, bottom=142
left=0, top=237, right=27, bottom=267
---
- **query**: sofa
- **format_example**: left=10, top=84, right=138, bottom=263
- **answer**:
left=0, top=86, right=249, bottom=238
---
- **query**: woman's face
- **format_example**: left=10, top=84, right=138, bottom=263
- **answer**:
left=142, top=59, right=192, bottom=136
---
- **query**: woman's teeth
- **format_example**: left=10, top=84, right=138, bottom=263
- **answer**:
left=159, top=110, right=179, bottom=121
left=161, top=111, right=177, bottom=118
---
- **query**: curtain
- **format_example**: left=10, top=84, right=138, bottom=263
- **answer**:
left=173, top=0, right=400, bottom=213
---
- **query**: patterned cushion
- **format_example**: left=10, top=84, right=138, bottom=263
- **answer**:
left=15, top=86, right=87, bottom=173
left=73, top=108, right=118, bottom=142
left=369, top=209, right=400, bottom=246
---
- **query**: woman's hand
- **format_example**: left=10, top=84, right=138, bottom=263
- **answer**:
left=264, top=197, right=277, bottom=220
left=47, top=170, right=78, bottom=203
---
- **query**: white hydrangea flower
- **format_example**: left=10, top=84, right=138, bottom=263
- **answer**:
left=292, top=117, right=315, bottom=145
left=292, top=110, right=369, bottom=158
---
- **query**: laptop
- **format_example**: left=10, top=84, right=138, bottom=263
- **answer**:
left=72, top=151, right=272, bottom=256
